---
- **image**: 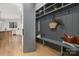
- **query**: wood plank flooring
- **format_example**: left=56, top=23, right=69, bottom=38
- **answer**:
left=23, top=43, right=60, bottom=56
left=0, top=35, right=60, bottom=56
left=0, top=35, right=22, bottom=56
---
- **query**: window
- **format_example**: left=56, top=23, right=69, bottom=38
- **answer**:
left=9, top=22, right=17, bottom=28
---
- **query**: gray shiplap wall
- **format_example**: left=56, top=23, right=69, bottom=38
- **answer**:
left=40, top=5, right=79, bottom=42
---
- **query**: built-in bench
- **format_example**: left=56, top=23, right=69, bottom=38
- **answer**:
left=36, top=36, right=79, bottom=55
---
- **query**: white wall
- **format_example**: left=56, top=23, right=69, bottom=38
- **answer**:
left=0, top=3, right=22, bottom=19
left=0, top=19, right=22, bottom=34
left=0, top=3, right=23, bottom=35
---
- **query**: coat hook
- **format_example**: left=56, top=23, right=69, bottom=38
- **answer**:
left=68, top=10, right=70, bottom=14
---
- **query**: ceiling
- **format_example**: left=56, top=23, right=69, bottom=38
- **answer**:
left=35, top=3, right=46, bottom=10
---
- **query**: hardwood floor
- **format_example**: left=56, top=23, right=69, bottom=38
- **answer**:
left=0, top=35, right=22, bottom=56
left=23, top=43, right=61, bottom=56
left=0, top=34, right=60, bottom=56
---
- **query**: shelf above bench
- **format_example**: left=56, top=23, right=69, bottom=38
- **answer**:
left=36, top=3, right=79, bottom=19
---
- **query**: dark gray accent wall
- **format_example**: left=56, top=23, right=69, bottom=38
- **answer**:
left=23, top=3, right=36, bottom=52
left=40, top=5, right=79, bottom=42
